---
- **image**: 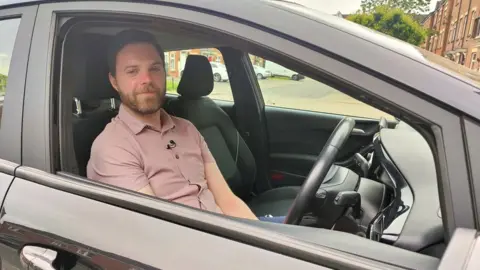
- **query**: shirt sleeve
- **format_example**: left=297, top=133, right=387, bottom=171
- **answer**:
left=185, top=120, right=215, bottom=164
left=200, top=133, right=216, bottom=164
left=87, top=140, right=150, bottom=192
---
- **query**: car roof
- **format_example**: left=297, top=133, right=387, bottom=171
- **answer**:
left=3, top=0, right=480, bottom=119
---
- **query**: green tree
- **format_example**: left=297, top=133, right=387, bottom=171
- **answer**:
left=347, top=6, right=428, bottom=45
left=360, top=0, right=431, bottom=14
left=0, top=74, right=7, bottom=95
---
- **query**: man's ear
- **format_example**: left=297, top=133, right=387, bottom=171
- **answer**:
left=109, top=73, right=119, bottom=92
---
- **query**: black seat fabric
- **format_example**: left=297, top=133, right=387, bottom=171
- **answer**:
left=71, top=33, right=120, bottom=176
left=169, top=55, right=299, bottom=216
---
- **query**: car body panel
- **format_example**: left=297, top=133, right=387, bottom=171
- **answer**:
left=0, top=0, right=478, bottom=269
left=5, top=166, right=415, bottom=270
left=20, top=0, right=474, bottom=243
left=0, top=160, right=17, bottom=209
left=0, top=5, right=37, bottom=164
left=0, top=177, right=331, bottom=270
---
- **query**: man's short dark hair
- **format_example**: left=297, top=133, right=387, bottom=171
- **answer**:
left=107, top=29, right=165, bottom=77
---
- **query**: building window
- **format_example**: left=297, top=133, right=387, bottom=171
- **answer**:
left=458, top=18, right=464, bottom=39
left=471, top=53, right=477, bottom=69
left=458, top=53, right=465, bottom=65
left=452, top=22, right=458, bottom=41
left=473, top=17, right=480, bottom=38
left=169, top=52, right=175, bottom=71
left=470, top=11, right=476, bottom=36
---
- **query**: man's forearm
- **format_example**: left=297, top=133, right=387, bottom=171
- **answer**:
left=220, top=196, right=258, bottom=220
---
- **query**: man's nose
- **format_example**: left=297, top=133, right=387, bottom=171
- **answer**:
left=139, top=70, right=153, bottom=84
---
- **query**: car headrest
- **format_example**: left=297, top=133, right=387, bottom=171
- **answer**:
left=177, top=55, right=214, bottom=99
left=72, top=33, right=120, bottom=101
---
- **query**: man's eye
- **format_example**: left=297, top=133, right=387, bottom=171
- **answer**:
left=151, top=66, right=162, bottom=72
left=126, top=69, right=138, bottom=75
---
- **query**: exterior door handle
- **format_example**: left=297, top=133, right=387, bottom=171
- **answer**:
left=20, top=245, right=57, bottom=270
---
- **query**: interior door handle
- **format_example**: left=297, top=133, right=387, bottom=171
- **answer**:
left=20, top=245, right=57, bottom=270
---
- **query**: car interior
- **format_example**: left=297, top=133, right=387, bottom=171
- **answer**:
left=55, top=15, right=446, bottom=260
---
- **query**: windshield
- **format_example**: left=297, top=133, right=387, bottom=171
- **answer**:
left=268, top=0, right=480, bottom=89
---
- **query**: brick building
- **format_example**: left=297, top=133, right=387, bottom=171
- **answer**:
left=164, top=48, right=224, bottom=78
left=423, top=0, right=480, bottom=70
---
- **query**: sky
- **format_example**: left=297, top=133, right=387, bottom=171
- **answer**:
left=291, top=0, right=439, bottom=14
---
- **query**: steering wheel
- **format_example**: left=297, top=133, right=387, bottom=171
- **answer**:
left=284, top=117, right=356, bottom=225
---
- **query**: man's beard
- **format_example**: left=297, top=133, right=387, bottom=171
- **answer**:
left=118, top=83, right=166, bottom=115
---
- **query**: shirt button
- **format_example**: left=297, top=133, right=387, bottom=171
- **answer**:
left=175, top=154, right=180, bottom=159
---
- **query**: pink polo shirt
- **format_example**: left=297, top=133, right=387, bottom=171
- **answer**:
left=86, top=105, right=223, bottom=214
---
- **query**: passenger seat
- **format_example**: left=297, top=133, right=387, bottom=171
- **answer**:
left=70, top=32, right=121, bottom=176
left=168, top=55, right=257, bottom=200
left=72, top=97, right=119, bottom=177
left=169, top=55, right=301, bottom=217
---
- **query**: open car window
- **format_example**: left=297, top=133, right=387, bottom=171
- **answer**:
left=0, top=18, right=21, bottom=128
left=248, top=54, right=394, bottom=119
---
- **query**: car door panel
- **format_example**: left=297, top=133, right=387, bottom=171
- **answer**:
left=437, top=227, right=479, bottom=270
left=265, top=106, right=387, bottom=187
left=0, top=5, right=37, bottom=165
left=0, top=171, right=329, bottom=270
left=0, top=160, right=16, bottom=212
left=15, top=1, right=478, bottom=269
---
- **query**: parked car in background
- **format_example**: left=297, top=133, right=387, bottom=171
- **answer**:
left=181, top=61, right=229, bottom=82
left=210, top=62, right=229, bottom=82
left=265, top=60, right=304, bottom=80
left=253, top=64, right=272, bottom=79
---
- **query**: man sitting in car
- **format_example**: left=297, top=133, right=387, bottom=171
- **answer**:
left=87, top=29, right=284, bottom=222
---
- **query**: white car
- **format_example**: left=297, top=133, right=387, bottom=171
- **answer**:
left=253, top=65, right=272, bottom=79
left=264, top=60, right=304, bottom=80
left=210, top=62, right=229, bottom=82
left=180, top=61, right=229, bottom=82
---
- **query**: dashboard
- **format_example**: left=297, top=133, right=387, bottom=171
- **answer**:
left=375, top=121, right=443, bottom=251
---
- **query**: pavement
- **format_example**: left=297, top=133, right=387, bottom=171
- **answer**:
left=206, top=77, right=394, bottom=120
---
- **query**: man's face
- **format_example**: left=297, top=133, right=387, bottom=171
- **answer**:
left=109, top=42, right=166, bottom=115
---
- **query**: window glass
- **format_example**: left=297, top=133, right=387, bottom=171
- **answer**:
left=165, top=48, right=234, bottom=102
left=0, top=18, right=21, bottom=127
left=249, top=54, right=394, bottom=119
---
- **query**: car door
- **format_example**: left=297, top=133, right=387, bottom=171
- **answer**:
left=1, top=2, right=364, bottom=269
left=437, top=227, right=480, bottom=269
left=5, top=0, right=477, bottom=269
left=0, top=4, right=38, bottom=269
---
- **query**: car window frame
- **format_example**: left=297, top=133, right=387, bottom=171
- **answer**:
left=20, top=0, right=472, bottom=266
left=0, top=5, right=37, bottom=164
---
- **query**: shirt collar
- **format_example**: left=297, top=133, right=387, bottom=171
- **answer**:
left=118, top=104, right=175, bottom=135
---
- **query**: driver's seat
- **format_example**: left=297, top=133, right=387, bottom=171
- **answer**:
left=168, top=55, right=299, bottom=217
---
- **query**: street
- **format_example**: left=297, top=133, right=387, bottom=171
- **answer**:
left=207, top=78, right=394, bottom=120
